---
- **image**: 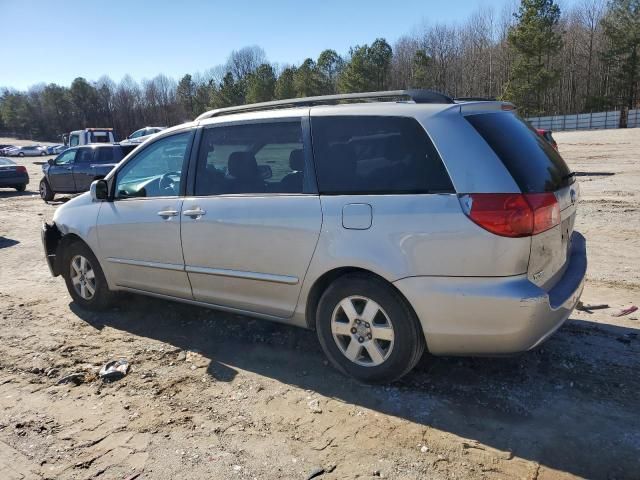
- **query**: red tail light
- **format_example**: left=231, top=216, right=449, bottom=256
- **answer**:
left=16, top=166, right=27, bottom=174
left=459, top=193, right=560, bottom=237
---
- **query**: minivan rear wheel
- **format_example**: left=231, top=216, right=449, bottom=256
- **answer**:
left=316, top=273, right=425, bottom=383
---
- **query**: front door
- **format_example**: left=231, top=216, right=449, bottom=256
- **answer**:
left=97, top=130, right=194, bottom=298
left=48, top=148, right=77, bottom=191
left=180, top=119, right=321, bottom=318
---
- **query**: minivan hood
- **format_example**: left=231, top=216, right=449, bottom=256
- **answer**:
left=52, top=191, right=92, bottom=222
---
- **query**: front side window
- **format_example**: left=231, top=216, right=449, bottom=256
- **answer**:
left=115, top=132, right=191, bottom=199
left=129, top=129, right=144, bottom=139
left=195, top=121, right=305, bottom=195
left=56, top=149, right=76, bottom=165
left=311, top=116, right=453, bottom=194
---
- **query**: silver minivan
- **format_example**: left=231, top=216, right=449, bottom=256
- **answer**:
left=42, top=90, right=586, bottom=383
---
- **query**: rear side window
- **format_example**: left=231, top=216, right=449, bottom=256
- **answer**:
left=76, top=148, right=95, bottom=163
left=311, top=116, right=453, bottom=194
left=95, top=147, right=124, bottom=163
left=466, top=113, right=572, bottom=192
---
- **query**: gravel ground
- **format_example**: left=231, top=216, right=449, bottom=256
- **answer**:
left=0, top=129, right=639, bottom=480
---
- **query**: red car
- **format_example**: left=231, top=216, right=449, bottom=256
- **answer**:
left=536, top=128, right=558, bottom=150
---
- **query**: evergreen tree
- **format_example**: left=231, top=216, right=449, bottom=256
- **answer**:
left=293, top=59, right=325, bottom=97
left=317, top=49, right=344, bottom=93
left=338, top=38, right=392, bottom=93
left=503, top=0, right=562, bottom=115
left=602, top=0, right=640, bottom=109
left=176, top=74, right=196, bottom=117
left=211, top=72, right=245, bottom=108
left=275, top=67, right=297, bottom=99
left=410, top=50, right=432, bottom=88
left=245, top=64, right=276, bottom=103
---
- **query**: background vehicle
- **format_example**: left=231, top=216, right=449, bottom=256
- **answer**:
left=46, top=144, right=66, bottom=155
left=52, top=144, right=68, bottom=154
left=8, top=145, right=46, bottom=157
left=536, top=128, right=558, bottom=150
left=39, top=143, right=135, bottom=201
left=119, top=126, right=166, bottom=146
left=0, top=144, right=15, bottom=154
left=63, top=128, right=116, bottom=147
left=42, top=90, right=585, bottom=383
left=0, top=157, right=29, bottom=191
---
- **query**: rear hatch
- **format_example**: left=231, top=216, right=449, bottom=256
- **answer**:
left=465, top=111, right=578, bottom=289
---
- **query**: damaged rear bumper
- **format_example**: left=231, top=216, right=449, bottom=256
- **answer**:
left=394, top=232, right=587, bottom=356
left=42, top=221, right=62, bottom=276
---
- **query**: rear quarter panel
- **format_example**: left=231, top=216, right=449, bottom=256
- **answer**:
left=295, top=194, right=531, bottom=322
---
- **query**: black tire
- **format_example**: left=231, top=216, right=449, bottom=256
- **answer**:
left=18, top=152, right=24, bottom=157
left=62, top=240, right=115, bottom=311
left=15, top=184, right=26, bottom=192
left=41, top=151, right=46, bottom=156
left=39, top=178, right=54, bottom=201
left=316, top=273, right=425, bottom=384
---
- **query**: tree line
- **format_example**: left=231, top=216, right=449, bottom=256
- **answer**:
left=0, top=0, right=637, bottom=142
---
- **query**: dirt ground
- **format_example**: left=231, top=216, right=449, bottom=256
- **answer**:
left=0, top=129, right=639, bottom=480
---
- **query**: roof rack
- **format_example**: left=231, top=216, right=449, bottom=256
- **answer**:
left=455, top=96, right=497, bottom=102
left=195, top=89, right=455, bottom=120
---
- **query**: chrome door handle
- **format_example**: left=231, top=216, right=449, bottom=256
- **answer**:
left=183, top=208, right=206, bottom=218
left=157, top=209, right=178, bottom=218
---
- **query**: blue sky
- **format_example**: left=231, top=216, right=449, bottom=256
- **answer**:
left=1, top=0, right=571, bottom=90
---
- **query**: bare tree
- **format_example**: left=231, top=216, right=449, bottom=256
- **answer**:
left=226, top=46, right=267, bottom=80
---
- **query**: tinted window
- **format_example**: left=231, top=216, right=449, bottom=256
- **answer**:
left=0, top=158, right=13, bottom=165
left=94, top=147, right=124, bottom=163
left=115, top=132, right=190, bottom=198
left=312, top=116, right=453, bottom=194
left=76, top=148, right=94, bottom=163
left=466, top=113, right=572, bottom=192
left=196, top=121, right=305, bottom=195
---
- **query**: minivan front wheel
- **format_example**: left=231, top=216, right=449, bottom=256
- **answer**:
left=63, top=241, right=114, bottom=310
left=316, top=273, right=425, bottom=383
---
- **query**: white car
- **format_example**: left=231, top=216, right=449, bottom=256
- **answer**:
left=119, top=126, right=166, bottom=146
left=9, top=145, right=47, bottom=157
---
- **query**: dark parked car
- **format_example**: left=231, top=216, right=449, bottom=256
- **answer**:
left=39, top=144, right=135, bottom=201
left=0, top=157, right=29, bottom=191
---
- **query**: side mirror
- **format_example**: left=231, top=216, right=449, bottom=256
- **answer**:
left=90, top=179, right=109, bottom=202
left=47, top=158, right=54, bottom=166
left=258, top=164, right=273, bottom=180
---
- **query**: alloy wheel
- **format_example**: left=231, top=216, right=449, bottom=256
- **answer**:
left=330, top=295, right=395, bottom=367
left=70, top=255, right=96, bottom=300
